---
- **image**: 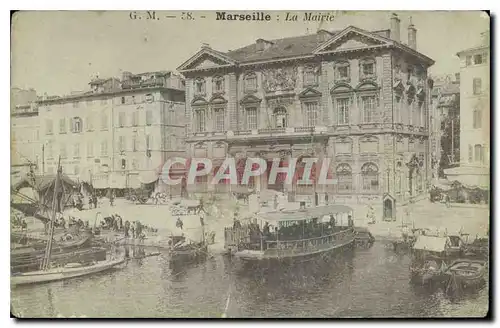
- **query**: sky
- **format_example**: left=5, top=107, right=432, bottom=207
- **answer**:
left=11, top=10, right=490, bottom=96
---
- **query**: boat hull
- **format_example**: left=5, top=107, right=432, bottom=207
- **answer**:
left=234, top=237, right=355, bottom=266
left=11, top=258, right=126, bottom=286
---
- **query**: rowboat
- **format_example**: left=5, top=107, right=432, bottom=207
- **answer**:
left=168, top=235, right=208, bottom=264
left=11, top=257, right=126, bottom=286
left=443, top=259, right=487, bottom=290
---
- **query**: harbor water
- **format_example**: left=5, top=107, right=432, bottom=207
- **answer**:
left=11, top=242, right=488, bottom=318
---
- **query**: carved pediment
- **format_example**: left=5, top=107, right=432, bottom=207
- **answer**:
left=191, top=96, right=208, bottom=106
left=359, top=134, right=379, bottom=143
left=330, top=83, right=354, bottom=94
left=240, top=94, right=262, bottom=105
left=298, top=87, right=321, bottom=99
left=356, top=81, right=379, bottom=92
left=209, top=95, right=228, bottom=105
left=177, top=48, right=236, bottom=71
left=314, top=26, right=390, bottom=54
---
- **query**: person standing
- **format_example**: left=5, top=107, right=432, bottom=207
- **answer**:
left=176, top=217, right=184, bottom=230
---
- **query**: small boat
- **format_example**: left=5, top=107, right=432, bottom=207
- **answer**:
left=443, top=259, right=487, bottom=290
left=168, top=235, right=208, bottom=263
left=11, top=247, right=107, bottom=273
left=354, top=227, right=375, bottom=249
left=11, top=257, right=126, bottom=286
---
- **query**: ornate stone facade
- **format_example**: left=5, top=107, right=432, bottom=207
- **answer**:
left=178, top=16, right=434, bottom=206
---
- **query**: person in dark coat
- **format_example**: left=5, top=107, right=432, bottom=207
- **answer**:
left=124, top=220, right=130, bottom=237
left=176, top=217, right=184, bottom=230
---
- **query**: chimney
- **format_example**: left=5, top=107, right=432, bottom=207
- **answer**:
left=256, top=39, right=273, bottom=51
left=408, top=17, right=417, bottom=50
left=390, top=13, right=401, bottom=42
left=201, top=43, right=210, bottom=49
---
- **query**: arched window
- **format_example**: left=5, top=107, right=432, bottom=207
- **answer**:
left=274, top=107, right=287, bottom=128
left=336, top=164, right=352, bottom=193
left=361, top=162, right=379, bottom=192
left=72, top=117, right=83, bottom=133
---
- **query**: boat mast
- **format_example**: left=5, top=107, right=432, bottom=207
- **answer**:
left=41, top=156, right=62, bottom=270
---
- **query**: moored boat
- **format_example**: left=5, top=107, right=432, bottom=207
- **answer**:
left=11, top=257, right=126, bottom=286
left=443, top=259, right=487, bottom=291
left=224, top=205, right=356, bottom=264
left=168, top=235, right=208, bottom=264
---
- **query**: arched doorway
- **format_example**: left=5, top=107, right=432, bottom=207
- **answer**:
left=383, top=194, right=396, bottom=222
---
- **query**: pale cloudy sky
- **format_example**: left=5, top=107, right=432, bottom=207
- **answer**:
left=11, top=10, right=489, bottom=96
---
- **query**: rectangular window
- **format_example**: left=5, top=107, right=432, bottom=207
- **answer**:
left=86, top=115, right=94, bottom=131
left=132, top=111, right=139, bottom=126
left=362, top=63, right=374, bottom=76
left=121, top=97, right=126, bottom=104
left=474, top=145, right=483, bottom=162
left=146, top=110, right=153, bottom=125
left=118, top=136, right=125, bottom=151
left=337, top=98, right=350, bottom=125
left=466, top=56, right=472, bottom=66
left=87, top=141, right=94, bottom=157
left=473, top=110, right=482, bottom=129
left=362, top=96, right=376, bottom=123
left=195, top=110, right=205, bottom=132
left=60, top=144, right=67, bottom=159
left=245, top=76, right=257, bottom=91
left=338, top=66, right=349, bottom=79
left=304, top=102, right=318, bottom=127
left=101, top=141, right=108, bottom=156
left=132, top=135, right=137, bottom=151
left=474, top=54, right=484, bottom=65
left=73, top=143, right=80, bottom=158
left=214, top=108, right=225, bottom=132
left=46, top=119, right=53, bottom=134
left=59, top=118, right=66, bottom=133
left=473, top=78, right=482, bottom=95
left=119, top=112, right=126, bottom=127
left=246, top=107, right=258, bottom=130
left=46, top=143, right=53, bottom=159
left=101, top=114, right=108, bottom=130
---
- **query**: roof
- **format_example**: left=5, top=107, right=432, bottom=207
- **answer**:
left=258, top=205, right=353, bottom=222
left=457, top=44, right=489, bottom=56
left=179, top=25, right=434, bottom=71
left=413, top=235, right=448, bottom=252
left=225, top=33, right=335, bottom=63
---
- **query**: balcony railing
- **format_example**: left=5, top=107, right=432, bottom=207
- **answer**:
left=258, top=127, right=286, bottom=134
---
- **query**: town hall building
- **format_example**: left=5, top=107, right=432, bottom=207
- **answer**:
left=177, top=13, right=434, bottom=218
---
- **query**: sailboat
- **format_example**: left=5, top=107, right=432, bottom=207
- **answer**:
left=11, top=158, right=126, bottom=286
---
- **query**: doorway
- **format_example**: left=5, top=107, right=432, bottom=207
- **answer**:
left=384, top=198, right=393, bottom=220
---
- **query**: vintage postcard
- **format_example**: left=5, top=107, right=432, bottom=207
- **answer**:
left=10, top=10, right=490, bottom=318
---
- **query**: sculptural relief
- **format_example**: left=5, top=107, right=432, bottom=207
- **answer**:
left=262, top=67, right=298, bottom=92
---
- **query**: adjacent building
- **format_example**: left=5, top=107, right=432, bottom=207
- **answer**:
left=178, top=13, right=435, bottom=216
left=36, top=71, right=185, bottom=193
left=430, top=74, right=460, bottom=178
left=11, top=89, right=40, bottom=179
left=444, top=32, right=490, bottom=188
